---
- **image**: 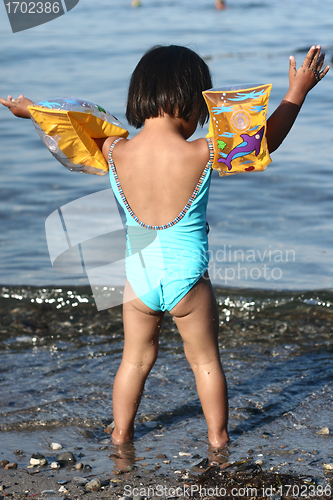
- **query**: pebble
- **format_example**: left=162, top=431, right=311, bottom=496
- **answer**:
left=143, top=421, right=158, bottom=429
left=85, top=478, right=102, bottom=491
left=0, top=460, right=9, bottom=467
left=81, top=430, right=94, bottom=439
left=317, top=427, right=330, bottom=435
left=50, top=442, right=63, bottom=450
left=30, top=453, right=47, bottom=466
left=57, top=451, right=76, bottom=464
left=179, top=452, right=191, bottom=456
left=75, top=462, right=83, bottom=470
left=323, top=463, right=333, bottom=470
left=58, top=485, right=69, bottom=493
left=4, top=462, right=18, bottom=469
left=192, top=457, right=209, bottom=468
left=104, top=421, right=115, bottom=434
left=99, top=438, right=111, bottom=445
left=74, top=477, right=88, bottom=485
left=50, top=461, right=61, bottom=469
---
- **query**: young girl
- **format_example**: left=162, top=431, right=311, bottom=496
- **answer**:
left=0, top=44, right=329, bottom=448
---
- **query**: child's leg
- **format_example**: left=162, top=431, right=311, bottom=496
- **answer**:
left=170, top=273, right=229, bottom=448
left=112, top=281, right=164, bottom=445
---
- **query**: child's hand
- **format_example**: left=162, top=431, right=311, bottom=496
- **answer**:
left=287, top=46, right=330, bottom=106
left=267, top=45, right=329, bottom=153
left=0, top=94, right=33, bottom=118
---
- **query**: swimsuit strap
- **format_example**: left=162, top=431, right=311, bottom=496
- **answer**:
left=109, top=137, right=214, bottom=231
left=206, top=137, right=214, bottom=167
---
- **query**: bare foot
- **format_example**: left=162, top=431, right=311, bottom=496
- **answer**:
left=208, top=429, right=229, bottom=448
left=111, top=426, right=134, bottom=445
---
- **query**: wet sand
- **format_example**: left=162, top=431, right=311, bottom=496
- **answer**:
left=1, top=425, right=333, bottom=500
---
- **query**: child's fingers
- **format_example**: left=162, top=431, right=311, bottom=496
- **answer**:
left=0, top=95, right=16, bottom=107
left=315, top=53, right=325, bottom=72
left=300, top=45, right=329, bottom=84
left=309, top=47, right=323, bottom=71
left=311, top=48, right=329, bottom=82
left=302, top=45, right=317, bottom=68
left=320, top=65, right=330, bottom=79
left=0, top=95, right=23, bottom=107
left=310, top=45, right=321, bottom=67
left=0, top=96, right=10, bottom=108
left=289, top=55, right=297, bottom=76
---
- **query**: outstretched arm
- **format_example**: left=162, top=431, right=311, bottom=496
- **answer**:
left=0, top=94, right=121, bottom=160
left=0, top=94, right=33, bottom=118
left=266, top=45, right=329, bottom=154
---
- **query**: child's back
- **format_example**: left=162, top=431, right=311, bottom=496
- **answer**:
left=106, top=115, right=211, bottom=227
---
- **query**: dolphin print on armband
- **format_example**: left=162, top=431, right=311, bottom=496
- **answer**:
left=218, top=126, right=265, bottom=171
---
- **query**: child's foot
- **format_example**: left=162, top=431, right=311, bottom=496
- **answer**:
left=112, top=426, right=134, bottom=445
left=208, top=429, right=229, bottom=448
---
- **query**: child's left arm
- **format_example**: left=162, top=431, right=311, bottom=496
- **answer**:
left=266, top=45, right=329, bottom=154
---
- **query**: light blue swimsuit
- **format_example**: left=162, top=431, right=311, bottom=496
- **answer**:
left=108, top=138, right=214, bottom=312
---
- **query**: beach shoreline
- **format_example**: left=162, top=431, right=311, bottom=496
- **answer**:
left=1, top=459, right=332, bottom=499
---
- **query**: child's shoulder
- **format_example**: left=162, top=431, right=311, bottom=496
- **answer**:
left=100, top=135, right=123, bottom=161
left=187, top=136, right=212, bottom=164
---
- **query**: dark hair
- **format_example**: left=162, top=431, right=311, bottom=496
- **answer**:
left=126, top=45, right=212, bottom=128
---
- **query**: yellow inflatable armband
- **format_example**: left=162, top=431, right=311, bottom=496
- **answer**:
left=28, top=97, right=129, bottom=175
left=203, top=84, right=272, bottom=176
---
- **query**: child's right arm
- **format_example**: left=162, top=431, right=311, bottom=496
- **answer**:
left=0, top=95, right=121, bottom=160
left=266, top=45, right=329, bottom=154
left=0, top=95, right=33, bottom=118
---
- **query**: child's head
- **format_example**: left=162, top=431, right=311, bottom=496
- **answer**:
left=126, top=45, right=212, bottom=129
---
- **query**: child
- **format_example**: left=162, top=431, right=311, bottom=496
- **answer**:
left=0, top=45, right=329, bottom=448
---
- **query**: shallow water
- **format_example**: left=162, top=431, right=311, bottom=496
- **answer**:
left=1, top=285, right=332, bottom=480
left=0, top=0, right=333, bottom=484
